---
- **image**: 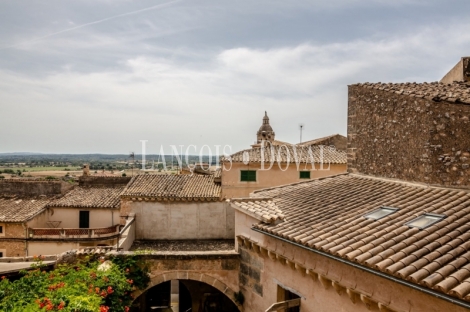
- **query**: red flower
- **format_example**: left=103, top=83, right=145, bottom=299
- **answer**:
left=100, top=305, right=109, bottom=312
left=124, top=306, right=130, bottom=312
left=107, top=286, right=114, bottom=294
left=127, top=279, right=133, bottom=284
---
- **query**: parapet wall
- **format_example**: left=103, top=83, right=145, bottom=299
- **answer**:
left=348, top=85, right=470, bottom=188
left=78, top=176, right=131, bottom=187
left=0, top=180, right=73, bottom=196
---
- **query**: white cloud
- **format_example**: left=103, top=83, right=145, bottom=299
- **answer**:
left=1, top=20, right=470, bottom=153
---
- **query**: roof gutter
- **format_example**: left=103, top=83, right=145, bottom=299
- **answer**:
left=251, top=227, right=470, bottom=310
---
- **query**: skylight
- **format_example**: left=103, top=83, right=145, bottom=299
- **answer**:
left=363, top=206, right=398, bottom=220
left=405, top=213, right=446, bottom=229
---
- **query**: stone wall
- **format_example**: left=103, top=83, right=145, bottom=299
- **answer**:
left=0, top=224, right=26, bottom=256
left=348, top=85, right=470, bottom=188
left=78, top=176, right=131, bottom=187
left=0, top=241, right=25, bottom=257
left=307, top=134, right=347, bottom=151
left=239, top=244, right=264, bottom=297
left=0, top=180, right=73, bottom=196
left=129, top=252, right=241, bottom=310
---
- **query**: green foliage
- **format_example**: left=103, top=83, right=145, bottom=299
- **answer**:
left=121, top=173, right=126, bottom=177
left=45, top=176, right=56, bottom=180
left=0, top=175, right=4, bottom=179
left=0, top=169, right=15, bottom=174
left=0, top=255, right=150, bottom=312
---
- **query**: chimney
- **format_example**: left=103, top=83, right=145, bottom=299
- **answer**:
left=440, top=57, right=470, bottom=84
left=83, top=164, right=90, bottom=176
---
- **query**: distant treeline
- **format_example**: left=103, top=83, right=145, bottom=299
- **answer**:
left=0, top=154, right=217, bottom=169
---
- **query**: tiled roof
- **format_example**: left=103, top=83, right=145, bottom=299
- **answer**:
left=271, top=139, right=291, bottom=146
left=0, top=196, right=52, bottom=222
left=121, top=174, right=221, bottom=200
left=231, top=198, right=285, bottom=224
left=222, top=145, right=347, bottom=164
left=47, top=186, right=124, bottom=209
left=297, top=134, right=343, bottom=146
left=354, top=81, right=470, bottom=104
left=243, top=173, right=470, bottom=302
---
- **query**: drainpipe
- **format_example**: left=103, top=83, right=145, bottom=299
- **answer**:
left=252, top=228, right=470, bottom=310
left=22, top=223, right=28, bottom=257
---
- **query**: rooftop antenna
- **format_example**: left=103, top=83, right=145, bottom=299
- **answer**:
left=299, top=123, right=304, bottom=143
left=129, top=152, right=135, bottom=176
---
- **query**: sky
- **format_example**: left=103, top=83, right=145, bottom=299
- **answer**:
left=0, top=0, right=469, bottom=154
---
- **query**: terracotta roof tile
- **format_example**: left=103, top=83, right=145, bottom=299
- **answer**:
left=231, top=198, right=285, bottom=224
left=354, top=81, right=470, bottom=104
left=121, top=174, right=221, bottom=200
left=47, top=186, right=124, bottom=209
left=0, top=196, right=52, bottom=222
left=236, top=173, right=470, bottom=302
left=222, top=145, right=347, bottom=164
left=297, top=134, right=345, bottom=146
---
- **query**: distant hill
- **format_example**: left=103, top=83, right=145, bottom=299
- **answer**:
left=0, top=152, right=44, bottom=156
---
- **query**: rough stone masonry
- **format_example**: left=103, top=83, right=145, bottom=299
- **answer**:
left=348, top=83, right=470, bottom=188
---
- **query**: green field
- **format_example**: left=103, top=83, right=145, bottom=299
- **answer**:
left=0, top=166, right=80, bottom=172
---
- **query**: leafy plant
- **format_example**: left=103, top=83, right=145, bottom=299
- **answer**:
left=0, top=255, right=150, bottom=312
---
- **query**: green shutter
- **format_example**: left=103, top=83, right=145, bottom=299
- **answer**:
left=299, top=171, right=310, bottom=179
left=241, top=170, right=256, bottom=182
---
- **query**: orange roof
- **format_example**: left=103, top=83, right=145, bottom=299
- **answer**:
left=121, top=174, right=221, bottom=201
left=233, top=173, right=470, bottom=302
left=47, top=186, right=124, bottom=209
left=0, top=196, right=52, bottom=222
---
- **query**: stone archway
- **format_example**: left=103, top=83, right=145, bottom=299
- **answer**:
left=132, top=270, right=243, bottom=311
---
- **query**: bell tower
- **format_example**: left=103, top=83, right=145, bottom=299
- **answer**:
left=256, top=111, right=275, bottom=144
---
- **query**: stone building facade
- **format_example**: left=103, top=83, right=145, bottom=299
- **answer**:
left=348, top=81, right=470, bottom=187
left=0, top=177, right=127, bottom=257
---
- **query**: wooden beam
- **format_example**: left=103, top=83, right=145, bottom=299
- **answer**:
left=265, top=298, right=301, bottom=312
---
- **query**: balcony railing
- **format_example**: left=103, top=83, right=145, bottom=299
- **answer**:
left=29, top=225, right=120, bottom=239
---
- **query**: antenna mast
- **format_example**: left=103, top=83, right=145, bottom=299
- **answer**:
left=299, top=123, right=304, bottom=143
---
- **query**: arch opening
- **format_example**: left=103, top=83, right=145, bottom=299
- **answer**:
left=131, top=272, right=241, bottom=312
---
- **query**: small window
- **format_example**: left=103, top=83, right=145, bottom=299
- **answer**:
left=0, top=226, right=3, bottom=234
left=405, top=213, right=446, bottom=229
left=241, top=170, right=256, bottom=182
left=299, top=171, right=310, bottom=179
left=0, top=252, right=3, bottom=258
left=364, top=206, right=398, bottom=220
